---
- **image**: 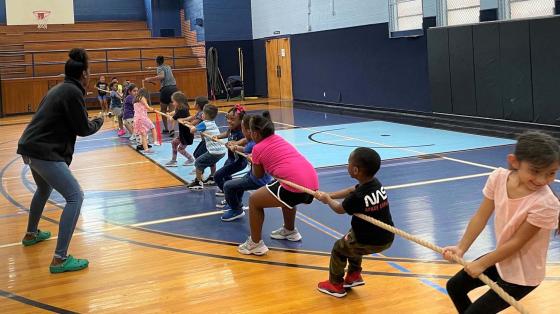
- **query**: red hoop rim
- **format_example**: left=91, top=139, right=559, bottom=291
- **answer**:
left=32, top=10, right=51, bottom=19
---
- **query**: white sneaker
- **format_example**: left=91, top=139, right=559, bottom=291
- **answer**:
left=237, top=237, right=269, bottom=255
left=242, top=205, right=249, bottom=210
left=183, top=159, right=194, bottom=166
left=270, top=227, right=302, bottom=241
left=215, top=190, right=225, bottom=197
left=165, top=160, right=178, bottom=167
left=216, top=200, right=228, bottom=208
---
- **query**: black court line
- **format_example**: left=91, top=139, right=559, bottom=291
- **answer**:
left=10, top=145, right=560, bottom=272
left=0, top=122, right=32, bottom=127
left=102, top=232, right=455, bottom=280
left=8, top=158, right=560, bottom=281
left=0, top=289, right=78, bottom=314
left=14, top=157, right=457, bottom=267
left=307, top=128, right=436, bottom=149
left=3, top=158, right=456, bottom=280
left=128, top=225, right=455, bottom=265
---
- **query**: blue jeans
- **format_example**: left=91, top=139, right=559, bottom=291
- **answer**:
left=24, top=156, right=84, bottom=259
left=195, top=152, right=225, bottom=171
left=224, top=175, right=262, bottom=211
left=214, top=157, right=248, bottom=191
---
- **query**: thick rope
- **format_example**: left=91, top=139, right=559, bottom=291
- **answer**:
left=146, top=110, right=528, bottom=313
left=152, top=109, right=228, bottom=146
left=274, top=179, right=528, bottom=314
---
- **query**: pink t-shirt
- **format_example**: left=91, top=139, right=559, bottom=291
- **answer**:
left=251, top=134, right=318, bottom=193
left=483, top=168, right=559, bottom=286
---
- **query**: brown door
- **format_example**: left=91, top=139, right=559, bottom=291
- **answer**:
left=266, top=37, right=293, bottom=100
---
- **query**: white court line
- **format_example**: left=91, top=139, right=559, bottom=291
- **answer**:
left=0, top=210, right=224, bottom=249
left=0, top=172, right=497, bottom=249
left=272, top=120, right=560, bottom=183
left=385, top=172, right=492, bottom=190
left=1, top=161, right=150, bottom=181
left=131, top=210, right=223, bottom=227
left=0, top=142, right=123, bottom=152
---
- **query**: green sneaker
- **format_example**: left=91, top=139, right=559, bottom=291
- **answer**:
left=21, top=230, right=51, bottom=246
left=49, top=255, right=89, bottom=274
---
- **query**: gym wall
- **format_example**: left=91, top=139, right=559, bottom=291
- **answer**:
left=203, top=0, right=255, bottom=96
left=251, top=0, right=432, bottom=112
left=0, top=0, right=147, bottom=23
left=427, top=15, right=560, bottom=124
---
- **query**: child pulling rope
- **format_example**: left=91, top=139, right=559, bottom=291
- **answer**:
left=149, top=109, right=530, bottom=313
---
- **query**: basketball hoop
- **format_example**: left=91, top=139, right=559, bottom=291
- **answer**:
left=33, top=10, right=51, bottom=30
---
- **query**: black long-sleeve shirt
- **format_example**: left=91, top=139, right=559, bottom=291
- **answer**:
left=17, top=77, right=104, bottom=165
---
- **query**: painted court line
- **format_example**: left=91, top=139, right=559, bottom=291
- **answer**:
left=0, top=210, right=224, bottom=249
left=1, top=161, right=151, bottom=181
left=272, top=120, right=560, bottom=183
left=385, top=172, right=493, bottom=190
left=295, top=211, right=448, bottom=294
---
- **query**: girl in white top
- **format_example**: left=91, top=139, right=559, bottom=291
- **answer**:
left=443, top=131, right=560, bottom=313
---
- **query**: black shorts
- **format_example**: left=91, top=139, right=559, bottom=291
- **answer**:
left=265, top=180, right=314, bottom=209
left=159, top=85, right=179, bottom=105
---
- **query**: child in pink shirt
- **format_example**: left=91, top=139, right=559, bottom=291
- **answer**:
left=443, top=131, right=560, bottom=313
left=237, top=111, right=319, bottom=256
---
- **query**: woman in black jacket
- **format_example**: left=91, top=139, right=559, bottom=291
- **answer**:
left=17, top=48, right=104, bottom=273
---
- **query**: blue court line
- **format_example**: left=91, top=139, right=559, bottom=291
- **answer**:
left=295, top=212, right=448, bottom=294
left=3, top=161, right=457, bottom=283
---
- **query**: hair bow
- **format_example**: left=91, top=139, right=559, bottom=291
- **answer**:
left=234, top=104, right=246, bottom=114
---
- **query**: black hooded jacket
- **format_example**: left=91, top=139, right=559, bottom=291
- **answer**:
left=17, top=76, right=104, bottom=165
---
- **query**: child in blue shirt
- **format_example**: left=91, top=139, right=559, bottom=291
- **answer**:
left=220, top=113, right=273, bottom=221
left=186, top=104, right=227, bottom=190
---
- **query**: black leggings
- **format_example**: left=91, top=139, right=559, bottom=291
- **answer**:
left=446, top=264, right=537, bottom=313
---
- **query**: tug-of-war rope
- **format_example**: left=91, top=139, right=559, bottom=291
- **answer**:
left=149, top=109, right=528, bottom=314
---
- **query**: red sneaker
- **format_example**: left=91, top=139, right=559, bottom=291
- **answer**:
left=317, top=280, right=347, bottom=298
left=343, top=271, right=365, bottom=288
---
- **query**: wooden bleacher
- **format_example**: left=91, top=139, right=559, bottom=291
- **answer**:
left=0, top=20, right=208, bottom=115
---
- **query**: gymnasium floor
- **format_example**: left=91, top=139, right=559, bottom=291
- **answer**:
left=0, top=100, right=559, bottom=313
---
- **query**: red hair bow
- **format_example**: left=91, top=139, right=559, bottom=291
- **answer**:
left=234, top=104, right=246, bottom=114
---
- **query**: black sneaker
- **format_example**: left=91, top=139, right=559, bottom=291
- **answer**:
left=169, top=130, right=175, bottom=137
left=187, top=179, right=204, bottom=190
left=204, top=176, right=216, bottom=186
left=162, top=129, right=170, bottom=134
left=136, top=144, right=152, bottom=151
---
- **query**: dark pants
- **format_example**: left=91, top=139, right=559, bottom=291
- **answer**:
left=224, top=174, right=261, bottom=210
left=193, top=140, right=207, bottom=158
left=447, top=263, right=537, bottom=313
left=214, top=157, right=248, bottom=191
left=24, top=157, right=84, bottom=259
left=159, top=85, right=178, bottom=131
left=329, top=229, right=392, bottom=283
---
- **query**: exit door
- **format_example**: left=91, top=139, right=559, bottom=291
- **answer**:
left=266, top=37, right=293, bottom=100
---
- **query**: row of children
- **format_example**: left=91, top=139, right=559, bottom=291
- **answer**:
left=179, top=107, right=560, bottom=313
left=240, top=125, right=560, bottom=314
left=99, top=75, right=560, bottom=311
left=96, top=75, right=194, bottom=154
